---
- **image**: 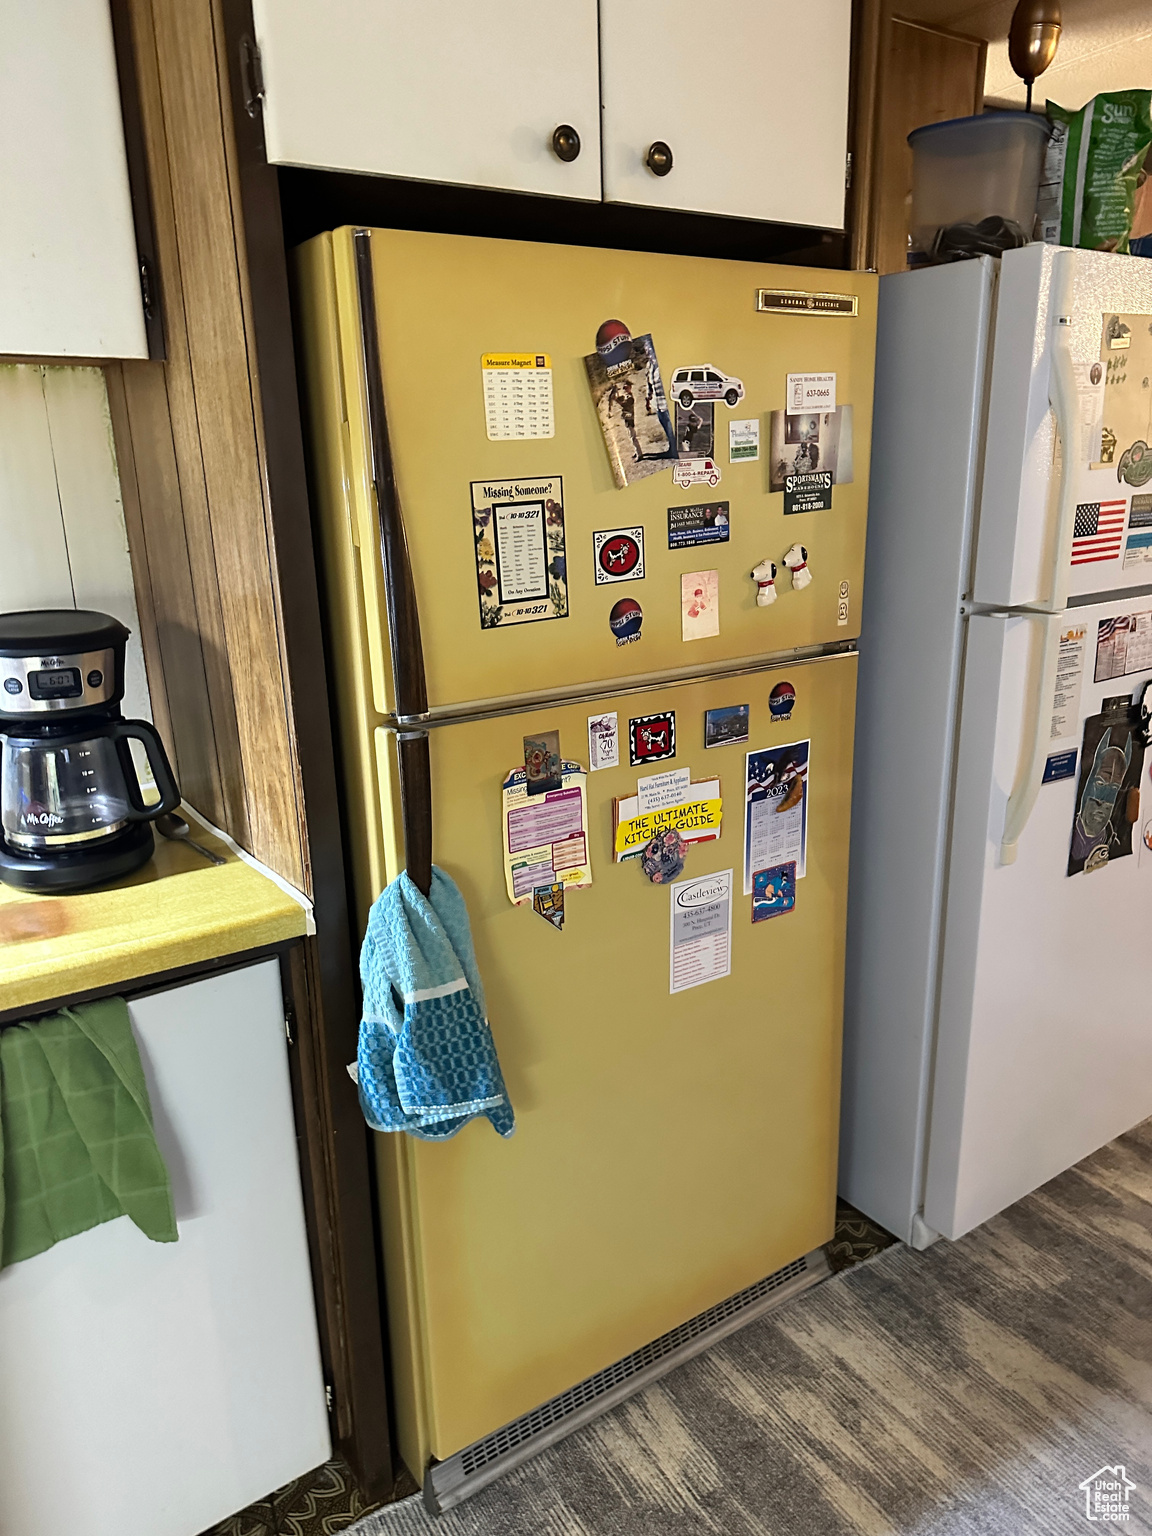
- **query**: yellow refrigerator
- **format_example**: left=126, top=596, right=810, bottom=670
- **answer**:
left=293, top=227, right=876, bottom=1508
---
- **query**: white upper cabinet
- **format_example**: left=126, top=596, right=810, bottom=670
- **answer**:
left=0, top=0, right=148, bottom=359
left=251, top=0, right=603, bottom=201
left=599, top=0, right=852, bottom=229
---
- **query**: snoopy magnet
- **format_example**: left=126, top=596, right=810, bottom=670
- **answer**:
left=783, top=544, right=812, bottom=591
left=751, top=558, right=777, bottom=606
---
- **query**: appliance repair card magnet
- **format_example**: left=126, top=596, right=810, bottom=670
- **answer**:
left=672, top=458, right=721, bottom=490
left=787, top=373, right=836, bottom=414
left=482, top=353, right=554, bottom=440
left=593, top=528, right=644, bottom=585
left=681, top=571, right=720, bottom=641
left=588, top=712, right=619, bottom=770
left=729, top=418, right=759, bottom=462
left=636, top=766, right=691, bottom=814
left=629, top=713, right=676, bottom=767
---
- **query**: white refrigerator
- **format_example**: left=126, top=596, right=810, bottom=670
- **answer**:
left=842, top=244, right=1152, bottom=1247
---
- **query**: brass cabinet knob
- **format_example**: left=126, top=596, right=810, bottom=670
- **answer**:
left=645, top=141, right=674, bottom=177
left=551, top=125, right=581, bottom=162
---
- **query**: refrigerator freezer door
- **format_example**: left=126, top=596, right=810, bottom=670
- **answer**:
left=297, top=229, right=875, bottom=715
left=926, top=602, right=1152, bottom=1240
left=974, top=243, right=1152, bottom=608
left=371, top=657, right=856, bottom=1468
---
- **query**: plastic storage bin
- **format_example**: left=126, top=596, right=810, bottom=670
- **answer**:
left=908, top=111, right=1050, bottom=255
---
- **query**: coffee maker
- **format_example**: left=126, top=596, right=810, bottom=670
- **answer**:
left=0, top=610, right=180, bottom=892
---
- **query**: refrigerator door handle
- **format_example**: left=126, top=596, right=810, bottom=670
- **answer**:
left=1000, top=611, right=1063, bottom=865
left=1041, top=250, right=1079, bottom=614
left=354, top=228, right=433, bottom=896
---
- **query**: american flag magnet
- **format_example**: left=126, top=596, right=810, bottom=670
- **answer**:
left=1072, top=500, right=1127, bottom=565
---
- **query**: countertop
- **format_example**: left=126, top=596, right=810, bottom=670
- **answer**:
left=0, top=814, right=309, bottom=1018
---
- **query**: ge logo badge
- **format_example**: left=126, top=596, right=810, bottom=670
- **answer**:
left=594, top=527, right=645, bottom=585
left=838, top=578, right=850, bottom=627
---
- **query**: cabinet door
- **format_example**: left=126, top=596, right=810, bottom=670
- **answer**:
left=0, top=962, right=330, bottom=1536
left=252, top=0, right=602, bottom=201
left=600, top=0, right=852, bottom=229
left=0, top=0, right=147, bottom=358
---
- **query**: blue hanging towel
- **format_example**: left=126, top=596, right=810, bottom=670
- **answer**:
left=356, top=867, right=514, bottom=1140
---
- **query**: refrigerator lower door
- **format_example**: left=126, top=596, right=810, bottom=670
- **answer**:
left=373, top=656, right=856, bottom=1472
left=928, top=603, right=1152, bottom=1240
left=973, top=243, right=1152, bottom=608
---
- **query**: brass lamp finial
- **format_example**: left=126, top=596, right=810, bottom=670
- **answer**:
left=1008, top=0, right=1062, bottom=111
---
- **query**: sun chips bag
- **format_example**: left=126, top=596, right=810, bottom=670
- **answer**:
left=1037, top=90, right=1152, bottom=252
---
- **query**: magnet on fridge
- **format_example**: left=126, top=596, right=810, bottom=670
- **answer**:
left=672, top=457, right=722, bottom=490
left=704, top=704, right=749, bottom=748
left=588, top=712, right=619, bottom=770
left=769, top=681, right=796, bottom=722
left=533, top=882, right=565, bottom=929
left=1136, top=679, right=1152, bottom=747
left=1042, top=749, right=1078, bottom=784
left=675, top=401, right=715, bottom=460
left=641, top=829, right=687, bottom=884
left=585, top=323, right=677, bottom=489
left=629, top=712, right=676, bottom=766
left=669, top=366, right=745, bottom=411
left=609, top=597, right=644, bottom=646
left=524, top=731, right=562, bottom=796
left=783, top=544, right=811, bottom=590
left=593, top=528, right=645, bottom=584
left=681, top=570, right=720, bottom=641
left=752, top=862, right=796, bottom=921
left=751, top=558, right=777, bottom=605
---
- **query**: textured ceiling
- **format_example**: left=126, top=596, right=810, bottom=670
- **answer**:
left=896, top=0, right=1152, bottom=108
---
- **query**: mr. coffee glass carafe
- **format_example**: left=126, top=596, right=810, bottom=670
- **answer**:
left=0, top=610, right=180, bottom=891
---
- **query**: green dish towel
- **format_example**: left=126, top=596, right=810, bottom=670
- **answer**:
left=0, top=996, right=178, bottom=1269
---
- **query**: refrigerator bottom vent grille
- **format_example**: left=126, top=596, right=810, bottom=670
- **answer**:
left=425, top=1247, right=828, bottom=1513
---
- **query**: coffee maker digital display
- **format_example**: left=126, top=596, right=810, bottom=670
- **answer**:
left=0, top=610, right=181, bottom=892
left=29, top=668, right=83, bottom=698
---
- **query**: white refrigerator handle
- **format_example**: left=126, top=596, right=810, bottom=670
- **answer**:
left=1000, top=611, right=1064, bottom=864
left=1044, top=250, right=1079, bottom=614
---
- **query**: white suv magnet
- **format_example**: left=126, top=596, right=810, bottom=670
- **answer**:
left=671, top=366, right=745, bottom=408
